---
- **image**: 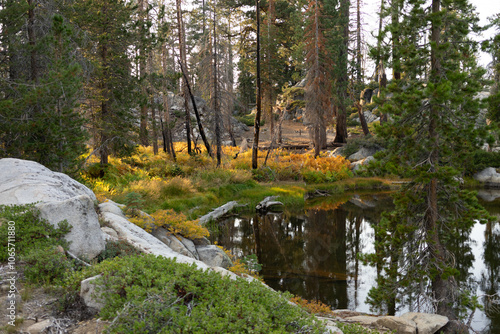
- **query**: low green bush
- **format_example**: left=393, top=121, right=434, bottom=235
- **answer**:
left=23, top=247, right=74, bottom=285
left=96, top=240, right=142, bottom=262
left=62, top=254, right=325, bottom=333
left=0, top=204, right=71, bottom=262
left=236, top=114, right=265, bottom=127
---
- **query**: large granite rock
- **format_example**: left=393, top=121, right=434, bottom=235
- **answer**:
left=36, top=195, right=105, bottom=259
left=400, top=312, right=448, bottom=334
left=0, top=158, right=104, bottom=259
left=0, top=158, right=96, bottom=204
left=348, top=147, right=381, bottom=161
left=374, top=316, right=417, bottom=334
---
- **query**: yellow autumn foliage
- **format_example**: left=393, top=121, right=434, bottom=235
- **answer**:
left=129, top=209, right=209, bottom=239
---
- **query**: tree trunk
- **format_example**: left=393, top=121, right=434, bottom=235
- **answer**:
left=152, top=104, right=158, bottom=155
left=333, top=0, right=349, bottom=144
left=176, top=0, right=191, bottom=154
left=428, top=0, right=455, bottom=320
left=378, top=62, right=388, bottom=124
left=356, top=0, right=362, bottom=85
left=357, top=102, right=370, bottom=135
left=391, top=0, right=401, bottom=80
left=139, top=0, right=149, bottom=147
left=213, top=5, right=221, bottom=166
left=252, top=0, right=262, bottom=169
left=99, top=28, right=109, bottom=166
left=374, top=0, right=384, bottom=82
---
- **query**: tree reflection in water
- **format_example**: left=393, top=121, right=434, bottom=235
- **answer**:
left=211, top=193, right=499, bottom=333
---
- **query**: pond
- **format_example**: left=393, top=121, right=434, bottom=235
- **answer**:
left=211, top=190, right=500, bottom=334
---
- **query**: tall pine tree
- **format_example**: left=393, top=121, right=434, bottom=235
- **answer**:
left=367, top=0, right=491, bottom=328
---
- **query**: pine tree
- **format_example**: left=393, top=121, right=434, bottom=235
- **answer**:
left=0, top=3, right=87, bottom=173
left=486, top=14, right=500, bottom=126
left=70, top=0, right=137, bottom=166
left=304, top=0, right=332, bottom=157
left=367, top=0, right=491, bottom=326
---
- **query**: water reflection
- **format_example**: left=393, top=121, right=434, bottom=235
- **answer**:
left=211, top=192, right=500, bottom=333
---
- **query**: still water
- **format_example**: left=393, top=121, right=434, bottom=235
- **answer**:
left=211, top=191, right=500, bottom=333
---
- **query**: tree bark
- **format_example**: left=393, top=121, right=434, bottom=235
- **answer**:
left=252, top=0, right=262, bottom=169
left=176, top=0, right=192, bottom=154
left=333, top=0, right=349, bottom=144
left=213, top=5, right=221, bottom=166
left=139, top=0, right=149, bottom=147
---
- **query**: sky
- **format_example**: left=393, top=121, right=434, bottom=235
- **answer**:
left=360, top=0, right=500, bottom=72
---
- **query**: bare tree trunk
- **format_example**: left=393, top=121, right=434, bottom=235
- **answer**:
left=226, top=16, right=237, bottom=147
left=176, top=0, right=192, bottom=154
left=213, top=4, right=222, bottom=166
left=357, top=102, right=370, bottom=135
left=252, top=0, right=262, bottom=169
left=375, top=0, right=384, bottom=82
left=378, top=60, right=388, bottom=124
left=333, top=0, right=349, bottom=144
left=152, top=104, right=158, bottom=155
left=356, top=0, right=362, bottom=85
left=391, top=0, right=401, bottom=80
left=139, top=0, right=149, bottom=147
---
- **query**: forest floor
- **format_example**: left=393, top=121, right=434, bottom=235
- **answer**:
left=239, top=119, right=364, bottom=149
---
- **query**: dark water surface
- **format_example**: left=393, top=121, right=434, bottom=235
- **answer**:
left=211, top=190, right=500, bottom=333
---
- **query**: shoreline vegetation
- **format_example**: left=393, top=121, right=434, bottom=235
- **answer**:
left=0, top=144, right=495, bottom=333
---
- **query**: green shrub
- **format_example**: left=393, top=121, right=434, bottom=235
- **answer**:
left=23, top=247, right=74, bottom=285
left=0, top=204, right=71, bottom=262
left=96, top=240, right=142, bottom=262
left=63, top=254, right=324, bottom=333
left=236, top=114, right=265, bottom=127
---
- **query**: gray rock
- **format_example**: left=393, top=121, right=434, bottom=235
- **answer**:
left=196, top=245, right=233, bottom=268
left=0, top=158, right=96, bottom=205
left=152, top=227, right=197, bottom=259
left=26, top=319, right=52, bottom=333
left=348, top=147, right=380, bottom=161
left=36, top=195, right=105, bottom=259
left=98, top=201, right=126, bottom=218
left=101, top=211, right=210, bottom=270
left=399, top=312, right=448, bottom=334
left=346, top=315, right=379, bottom=325
left=80, top=275, right=104, bottom=310
left=192, top=237, right=211, bottom=246
left=351, top=156, right=375, bottom=173
left=473, top=167, right=500, bottom=187
left=374, top=316, right=417, bottom=334
left=101, top=226, right=119, bottom=240
left=178, top=235, right=200, bottom=260
left=329, top=147, right=345, bottom=157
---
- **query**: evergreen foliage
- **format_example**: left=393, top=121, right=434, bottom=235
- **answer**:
left=366, top=0, right=492, bottom=321
left=0, top=9, right=87, bottom=173
left=69, top=0, right=138, bottom=166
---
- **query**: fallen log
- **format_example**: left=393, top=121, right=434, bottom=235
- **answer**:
left=256, top=196, right=284, bottom=213
left=199, top=201, right=241, bottom=225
